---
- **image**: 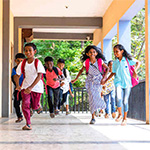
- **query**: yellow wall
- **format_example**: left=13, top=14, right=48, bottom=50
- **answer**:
left=103, top=0, right=135, bottom=39
left=9, top=10, right=14, bottom=114
left=93, top=0, right=135, bottom=47
left=93, top=29, right=102, bottom=46
left=0, top=0, right=2, bottom=118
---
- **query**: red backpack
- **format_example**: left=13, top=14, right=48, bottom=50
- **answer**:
left=85, top=58, right=105, bottom=76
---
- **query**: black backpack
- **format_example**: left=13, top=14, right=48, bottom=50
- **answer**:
left=44, top=66, right=59, bottom=80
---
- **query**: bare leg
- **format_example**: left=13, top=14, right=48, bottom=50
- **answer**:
left=115, top=107, right=123, bottom=122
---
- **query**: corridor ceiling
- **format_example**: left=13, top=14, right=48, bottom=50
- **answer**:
left=10, top=0, right=113, bottom=38
left=10, top=0, right=113, bottom=17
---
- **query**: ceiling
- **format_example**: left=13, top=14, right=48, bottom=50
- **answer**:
left=10, top=0, right=113, bottom=17
left=11, top=0, right=113, bottom=39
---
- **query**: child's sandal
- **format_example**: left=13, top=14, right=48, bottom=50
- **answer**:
left=22, top=124, right=32, bottom=130
left=36, top=106, right=43, bottom=114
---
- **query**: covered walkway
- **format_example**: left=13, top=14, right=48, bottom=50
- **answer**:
left=0, top=113, right=150, bottom=150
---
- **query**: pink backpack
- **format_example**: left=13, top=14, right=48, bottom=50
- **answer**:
left=85, top=58, right=104, bottom=75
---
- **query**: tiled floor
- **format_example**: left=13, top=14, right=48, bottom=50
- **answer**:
left=0, top=112, right=150, bottom=150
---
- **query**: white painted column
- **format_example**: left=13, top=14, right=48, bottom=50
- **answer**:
left=119, top=20, right=131, bottom=53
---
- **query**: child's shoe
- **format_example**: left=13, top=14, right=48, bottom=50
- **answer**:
left=104, top=113, right=109, bottom=118
left=50, top=113, right=55, bottom=118
left=66, top=111, right=70, bottom=115
left=22, top=124, right=32, bottom=130
left=112, top=112, right=116, bottom=119
left=15, top=117, right=23, bottom=123
left=89, top=118, right=96, bottom=124
left=54, top=110, right=60, bottom=115
left=36, top=106, right=43, bottom=114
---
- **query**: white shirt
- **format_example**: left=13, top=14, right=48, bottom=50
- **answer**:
left=16, top=59, right=45, bottom=93
left=61, top=69, right=71, bottom=94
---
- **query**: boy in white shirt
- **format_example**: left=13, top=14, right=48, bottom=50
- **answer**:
left=16, top=43, right=45, bottom=130
left=57, top=59, right=72, bottom=115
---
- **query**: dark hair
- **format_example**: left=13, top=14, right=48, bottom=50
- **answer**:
left=15, top=53, right=25, bottom=59
left=80, top=45, right=106, bottom=62
left=114, top=44, right=132, bottom=60
left=57, top=58, right=65, bottom=64
left=24, top=43, right=37, bottom=51
left=44, top=56, right=53, bottom=62
left=108, top=60, right=113, bottom=66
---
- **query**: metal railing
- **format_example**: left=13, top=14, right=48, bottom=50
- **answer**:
left=40, top=87, right=89, bottom=113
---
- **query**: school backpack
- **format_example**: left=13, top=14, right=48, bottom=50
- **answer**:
left=62, top=68, right=67, bottom=78
left=85, top=58, right=104, bottom=75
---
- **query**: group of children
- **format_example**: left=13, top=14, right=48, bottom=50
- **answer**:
left=12, top=43, right=73, bottom=130
left=12, top=42, right=140, bottom=130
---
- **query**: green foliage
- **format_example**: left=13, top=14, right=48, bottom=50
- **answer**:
left=131, top=8, right=145, bottom=80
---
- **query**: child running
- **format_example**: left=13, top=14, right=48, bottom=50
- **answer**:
left=102, top=60, right=116, bottom=119
left=11, top=53, right=25, bottom=123
left=16, top=43, right=45, bottom=130
left=44, top=57, right=64, bottom=118
left=72, top=45, right=109, bottom=124
left=104, top=44, right=141, bottom=126
left=57, top=58, right=72, bottom=115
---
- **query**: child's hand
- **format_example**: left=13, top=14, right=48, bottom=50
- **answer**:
left=53, top=78, right=58, bottom=81
left=102, top=86, right=106, bottom=90
left=71, top=93, right=74, bottom=98
left=60, top=82, right=65, bottom=87
left=15, top=86, right=21, bottom=91
left=71, top=79, right=77, bottom=84
left=101, top=78, right=106, bottom=85
left=24, top=87, right=32, bottom=94
left=132, top=72, right=138, bottom=79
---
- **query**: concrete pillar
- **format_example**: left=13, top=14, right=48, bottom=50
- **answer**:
left=103, top=39, right=112, bottom=62
left=145, top=0, right=150, bottom=124
left=18, top=28, right=22, bottom=53
left=2, top=0, right=10, bottom=117
left=118, top=20, right=131, bottom=53
left=0, top=0, right=3, bottom=118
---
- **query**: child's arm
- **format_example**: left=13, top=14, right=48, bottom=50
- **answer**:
left=53, top=74, right=65, bottom=81
left=24, top=73, right=42, bottom=94
left=69, top=84, right=74, bottom=98
left=71, top=66, right=85, bottom=83
left=15, top=74, right=21, bottom=91
left=102, top=72, right=116, bottom=85
left=101, top=63, right=109, bottom=85
left=132, top=60, right=141, bottom=78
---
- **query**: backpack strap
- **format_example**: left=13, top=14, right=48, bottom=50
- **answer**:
left=53, top=67, right=59, bottom=76
left=34, top=58, right=39, bottom=70
left=85, top=58, right=102, bottom=74
left=97, top=58, right=102, bottom=72
left=21, top=59, right=27, bottom=78
left=63, top=68, right=67, bottom=78
left=85, top=58, right=90, bottom=74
